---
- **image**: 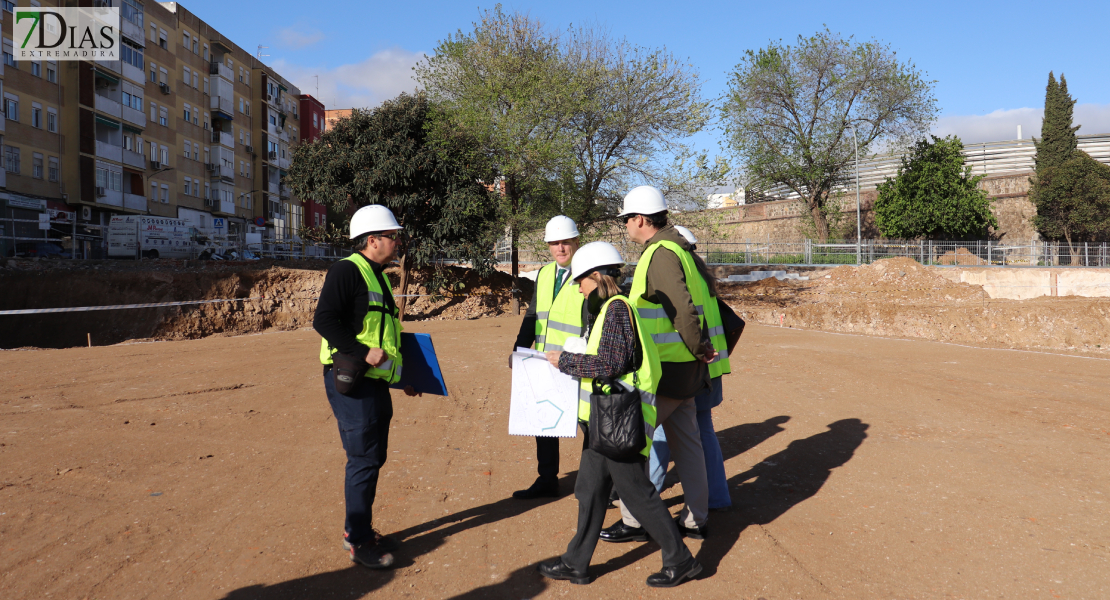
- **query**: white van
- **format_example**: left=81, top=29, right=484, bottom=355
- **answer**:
left=108, top=216, right=197, bottom=259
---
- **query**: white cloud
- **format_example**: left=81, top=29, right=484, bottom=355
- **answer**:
left=932, top=104, right=1110, bottom=143
left=275, top=27, right=325, bottom=50
left=272, top=48, right=425, bottom=111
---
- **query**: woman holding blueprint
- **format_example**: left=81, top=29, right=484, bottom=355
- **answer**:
left=535, top=242, right=702, bottom=588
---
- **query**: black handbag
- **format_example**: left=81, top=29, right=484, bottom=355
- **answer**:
left=588, top=376, right=646, bottom=462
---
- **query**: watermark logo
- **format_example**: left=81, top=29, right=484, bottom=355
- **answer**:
left=14, top=7, right=120, bottom=61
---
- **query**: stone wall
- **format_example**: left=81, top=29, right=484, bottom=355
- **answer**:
left=702, top=172, right=1038, bottom=242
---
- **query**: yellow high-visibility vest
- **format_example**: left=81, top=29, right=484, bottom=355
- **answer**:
left=576, top=295, right=661, bottom=457
left=628, top=240, right=731, bottom=376
left=534, top=262, right=585, bottom=351
left=318, top=254, right=403, bottom=384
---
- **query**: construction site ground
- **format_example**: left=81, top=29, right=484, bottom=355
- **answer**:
left=2, top=258, right=1109, bottom=598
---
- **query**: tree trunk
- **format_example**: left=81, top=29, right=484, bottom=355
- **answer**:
left=396, top=251, right=410, bottom=322
left=505, top=176, right=520, bottom=315
left=808, top=195, right=830, bottom=242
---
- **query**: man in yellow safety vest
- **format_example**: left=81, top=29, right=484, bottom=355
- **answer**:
left=314, top=205, right=419, bottom=570
left=509, top=215, right=586, bottom=499
left=600, top=186, right=717, bottom=543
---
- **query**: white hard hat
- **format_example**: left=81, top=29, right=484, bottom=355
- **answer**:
left=617, top=186, right=668, bottom=218
left=570, top=241, right=625, bottom=281
left=544, top=215, right=580, bottom=242
left=349, top=205, right=402, bottom=239
left=673, top=225, right=697, bottom=246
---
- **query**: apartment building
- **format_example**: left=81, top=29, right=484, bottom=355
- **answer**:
left=298, top=93, right=325, bottom=228
left=0, top=0, right=315, bottom=258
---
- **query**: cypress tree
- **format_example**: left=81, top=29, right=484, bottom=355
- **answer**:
left=1034, top=72, right=1080, bottom=171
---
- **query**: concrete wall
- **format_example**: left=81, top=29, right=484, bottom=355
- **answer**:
left=943, top=267, right=1110, bottom=299
left=713, top=172, right=1038, bottom=242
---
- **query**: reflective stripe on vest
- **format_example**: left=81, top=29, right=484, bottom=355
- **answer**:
left=576, top=295, right=661, bottom=457
left=702, top=297, right=733, bottom=378
left=628, top=240, right=712, bottom=364
left=318, top=254, right=404, bottom=384
left=534, top=262, right=585, bottom=352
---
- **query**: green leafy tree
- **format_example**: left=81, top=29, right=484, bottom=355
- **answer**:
left=416, top=6, right=580, bottom=302
left=1032, top=151, right=1110, bottom=259
left=286, top=92, right=500, bottom=317
left=874, top=135, right=997, bottom=239
left=1034, top=72, right=1080, bottom=171
left=721, top=27, right=938, bottom=241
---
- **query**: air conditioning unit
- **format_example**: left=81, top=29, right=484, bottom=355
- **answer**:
left=159, top=83, right=171, bottom=94
left=81, top=206, right=92, bottom=221
left=206, top=162, right=217, bottom=171
left=245, top=145, right=254, bottom=154
left=265, top=93, right=273, bottom=102
left=267, top=151, right=277, bottom=160
left=204, top=198, right=215, bottom=208
left=150, top=160, right=163, bottom=170
left=95, top=186, right=107, bottom=197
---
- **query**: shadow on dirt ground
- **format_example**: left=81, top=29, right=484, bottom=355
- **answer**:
left=217, top=473, right=577, bottom=599
left=695, top=418, right=870, bottom=576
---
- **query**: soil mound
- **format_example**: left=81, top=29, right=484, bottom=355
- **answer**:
left=938, top=247, right=984, bottom=266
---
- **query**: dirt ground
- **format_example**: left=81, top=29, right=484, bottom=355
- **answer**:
left=2, top=318, right=1108, bottom=599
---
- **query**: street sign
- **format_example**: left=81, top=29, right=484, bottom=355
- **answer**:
left=38, top=213, right=51, bottom=230
left=213, top=218, right=226, bottom=229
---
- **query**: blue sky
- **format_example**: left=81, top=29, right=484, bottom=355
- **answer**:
left=184, top=0, right=1110, bottom=148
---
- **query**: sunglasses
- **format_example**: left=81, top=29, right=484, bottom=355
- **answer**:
left=374, top=231, right=402, bottom=241
left=623, top=214, right=640, bottom=224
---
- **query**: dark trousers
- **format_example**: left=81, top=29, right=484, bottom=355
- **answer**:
left=562, top=447, right=692, bottom=573
left=323, top=367, right=393, bottom=547
left=536, top=436, right=560, bottom=483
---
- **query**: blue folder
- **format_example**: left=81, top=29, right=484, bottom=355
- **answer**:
left=389, top=333, right=449, bottom=396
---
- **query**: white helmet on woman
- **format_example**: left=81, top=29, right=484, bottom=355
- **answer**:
left=349, top=205, right=402, bottom=239
left=570, top=241, right=625, bottom=281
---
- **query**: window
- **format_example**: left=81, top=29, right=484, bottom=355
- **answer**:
left=239, top=98, right=244, bottom=113
left=150, top=102, right=157, bottom=122
left=49, top=158, right=59, bottom=182
left=239, top=128, right=244, bottom=144
left=245, top=132, right=250, bottom=146
left=31, top=62, right=42, bottom=77
left=123, top=136, right=133, bottom=152
left=159, top=107, right=167, bottom=127
left=160, top=145, right=169, bottom=164
left=122, top=0, right=143, bottom=28
left=4, top=97, right=18, bottom=122
left=46, top=64, right=57, bottom=83
left=204, top=182, right=210, bottom=199
left=121, top=39, right=144, bottom=69
left=183, top=142, right=190, bottom=160
left=136, top=136, right=144, bottom=156
left=204, top=147, right=210, bottom=164
left=33, top=154, right=44, bottom=179
left=159, top=29, right=167, bottom=50
left=183, top=66, right=190, bottom=84
left=203, top=113, right=210, bottom=130
left=151, top=182, right=158, bottom=200
left=183, top=32, right=190, bottom=49
left=4, top=145, right=20, bottom=174
left=150, top=62, right=157, bottom=83
left=245, top=101, right=250, bottom=116
left=150, top=141, right=158, bottom=160
left=161, top=184, right=169, bottom=204
left=203, top=78, right=209, bottom=95
left=239, top=68, right=245, bottom=83
left=203, top=44, right=209, bottom=61
left=2, top=1, right=13, bottom=12
left=269, top=114, right=276, bottom=126
left=183, top=104, right=192, bottom=123
left=122, top=91, right=142, bottom=112
left=31, top=106, right=42, bottom=128
left=96, top=167, right=107, bottom=189
left=160, top=67, right=167, bottom=84
left=150, top=23, right=157, bottom=43
left=193, top=72, right=199, bottom=89
left=192, top=39, right=198, bottom=54
left=3, top=38, right=14, bottom=68
left=313, top=114, right=318, bottom=128
left=184, top=177, right=191, bottom=196
left=47, top=110, right=57, bottom=133
left=111, top=170, right=123, bottom=192
left=239, top=160, right=244, bottom=176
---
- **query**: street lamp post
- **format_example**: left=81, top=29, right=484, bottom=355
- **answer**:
left=847, top=124, right=862, bottom=265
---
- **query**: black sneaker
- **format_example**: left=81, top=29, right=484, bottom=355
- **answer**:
left=349, top=542, right=394, bottom=569
left=344, top=530, right=399, bottom=552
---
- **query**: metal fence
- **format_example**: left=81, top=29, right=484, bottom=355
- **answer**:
left=692, top=239, right=1110, bottom=268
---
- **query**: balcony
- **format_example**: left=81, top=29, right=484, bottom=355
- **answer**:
left=219, top=199, right=236, bottom=214
left=267, top=180, right=279, bottom=195
left=95, top=141, right=123, bottom=163
left=121, top=104, right=146, bottom=128
left=209, top=61, right=233, bottom=81
left=279, top=184, right=291, bottom=199
left=210, top=96, right=234, bottom=119
left=0, top=168, right=6, bottom=188
left=121, top=19, right=144, bottom=45
left=122, top=149, right=146, bottom=169
left=207, top=165, right=234, bottom=183
left=278, top=156, right=290, bottom=170
left=95, top=94, right=122, bottom=119
left=211, top=130, right=234, bottom=148
left=97, top=189, right=124, bottom=207
left=0, top=112, right=5, bottom=133
left=95, top=58, right=121, bottom=74
left=124, top=193, right=148, bottom=212
left=122, top=61, right=144, bottom=85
